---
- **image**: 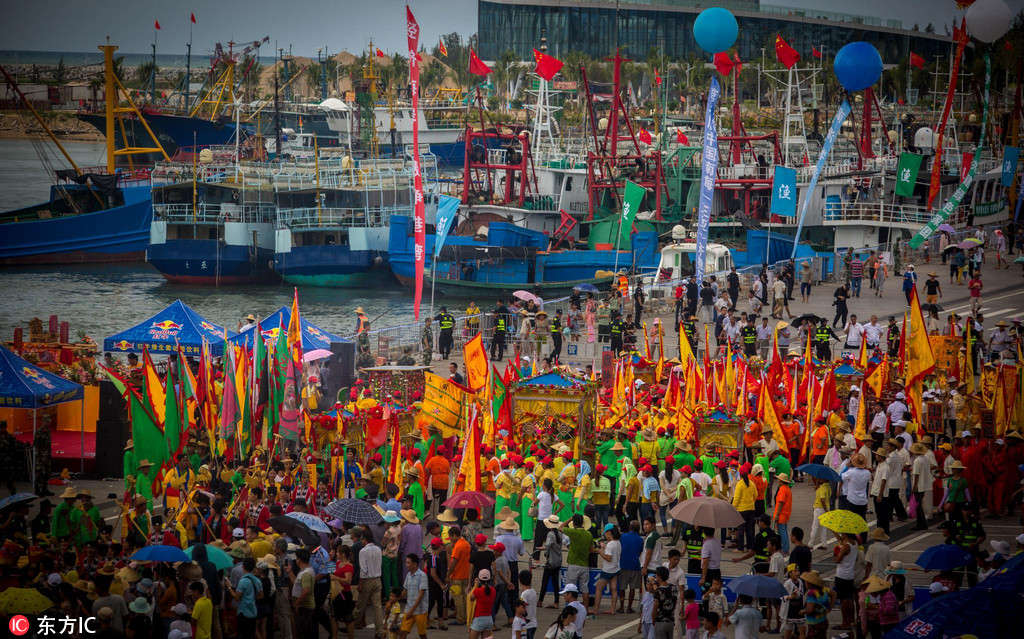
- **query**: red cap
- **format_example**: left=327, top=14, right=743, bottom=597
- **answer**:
left=739, top=462, right=752, bottom=474
left=363, top=388, right=372, bottom=396
left=641, top=464, right=654, bottom=473
left=372, top=453, right=383, bottom=463
left=596, top=464, right=607, bottom=473
left=500, top=459, right=510, bottom=468
left=729, top=460, right=739, bottom=466
left=530, top=445, right=540, bottom=453
left=489, top=542, right=506, bottom=553
left=714, top=461, right=728, bottom=469
left=657, top=427, right=666, bottom=435
left=524, top=461, right=535, bottom=469
left=665, top=456, right=675, bottom=465
left=638, top=457, right=649, bottom=466
left=726, top=450, right=740, bottom=458
left=561, top=451, right=572, bottom=459
left=436, top=446, right=447, bottom=456
left=542, top=456, right=553, bottom=464
left=349, top=389, right=358, bottom=399
left=474, top=534, right=488, bottom=545
left=430, top=537, right=443, bottom=547
left=682, top=465, right=693, bottom=474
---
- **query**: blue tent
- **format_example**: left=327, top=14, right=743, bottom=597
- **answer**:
left=229, top=306, right=349, bottom=353
left=517, top=372, right=589, bottom=389
left=833, top=363, right=861, bottom=375
left=0, top=345, right=84, bottom=408
left=104, top=300, right=235, bottom=357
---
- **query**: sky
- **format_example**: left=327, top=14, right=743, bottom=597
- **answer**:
left=2, top=0, right=1024, bottom=59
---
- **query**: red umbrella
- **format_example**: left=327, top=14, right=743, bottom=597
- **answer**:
left=443, top=491, right=495, bottom=509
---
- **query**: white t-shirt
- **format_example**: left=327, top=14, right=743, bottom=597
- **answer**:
left=912, top=455, right=933, bottom=490
left=836, top=542, right=857, bottom=580
left=701, top=537, right=722, bottom=569
left=568, top=601, right=587, bottom=636
left=773, top=280, right=786, bottom=300
left=844, top=322, right=864, bottom=345
left=842, top=468, right=872, bottom=506
left=659, top=470, right=680, bottom=507
left=537, top=491, right=554, bottom=520
left=520, top=588, right=538, bottom=629
left=600, top=539, right=621, bottom=573
left=768, top=551, right=787, bottom=583
left=862, top=323, right=883, bottom=344
left=887, top=402, right=908, bottom=422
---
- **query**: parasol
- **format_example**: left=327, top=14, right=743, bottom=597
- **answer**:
left=267, top=515, right=319, bottom=546
left=920, top=303, right=943, bottom=314
left=791, top=313, right=823, bottom=326
left=942, top=244, right=961, bottom=254
left=0, top=588, right=54, bottom=615
left=818, top=509, right=868, bottom=534
left=0, top=492, right=37, bottom=511
left=303, top=349, right=333, bottom=362
left=936, top=223, right=956, bottom=233
left=726, top=574, right=788, bottom=598
left=795, top=463, right=840, bottom=483
left=915, top=544, right=972, bottom=571
left=957, top=238, right=982, bottom=249
left=443, top=491, right=496, bottom=509
left=573, top=283, right=600, bottom=293
left=185, top=544, right=233, bottom=571
left=668, top=496, right=743, bottom=528
left=130, top=544, right=190, bottom=563
left=513, top=290, right=539, bottom=304
left=324, top=498, right=385, bottom=525
left=286, top=511, right=333, bottom=534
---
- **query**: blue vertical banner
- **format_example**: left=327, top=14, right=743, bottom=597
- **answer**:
left=695, top=76, right=721, bottom=284
left=791, top=100, right=852, bottom=258
left=1000, top=146, right=1019, bottom=187
left=432, top=194, right=460, bottom=257
left=769, top=166, right=797, bottom=217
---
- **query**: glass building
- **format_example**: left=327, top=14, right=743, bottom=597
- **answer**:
left=478, top=0, right=949, bottom=64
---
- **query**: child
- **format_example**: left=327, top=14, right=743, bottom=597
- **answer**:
left=512, top=599, right=529, bottom=639
left=638, top=576, right=655, bottom=639
left=386, top=587, right=404, bottom=639
left=682, top=589, right=700, bottom=639
left=704, top=578, right=728, bottom=629
left=518, top=571, right=539, bottom=639
left=701, top=612, right=725, bottom=639
left=169, top=603, right=192, bottom=637
left=780, top=565, right=805, bottom=639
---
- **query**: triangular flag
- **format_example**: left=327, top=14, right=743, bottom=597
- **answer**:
left=190, top=12, right=196, bottom=24
left=439, top=38, right=448, bottom=57
left=775, top=35, right=800, bottom=69
left=154, top=19, right=161, bottom=30
left=469, top=49, right=492, bottom=76
left=812, top=46, right=822, bottom=59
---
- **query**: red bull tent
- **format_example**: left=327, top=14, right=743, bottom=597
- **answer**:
left=103, top=300, right=236, bottom=357
left=0, top=344, right=86, bottom=471
left=228, top=306, right=349, bottom=352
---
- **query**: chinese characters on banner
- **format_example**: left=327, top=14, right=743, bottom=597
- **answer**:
left=694, top=77, right=721, bottom=284
left=769, top=165, right=797, bottom=217
left=407, top=6, right=425, bottom=318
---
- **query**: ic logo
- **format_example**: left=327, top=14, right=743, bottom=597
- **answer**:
left=9, top=615, right=29, bottom=635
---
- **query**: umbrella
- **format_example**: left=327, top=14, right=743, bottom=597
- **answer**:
left=0, top=492, right=37, bottom=511
left=937, top=223, right=956, bottom=233
left=920, top=303, right=943, bottom=314
left=668, top=496, right=743, bottom=528
left=941, top=244, right=961, bottom=254
left=818, top=510, right=868, bottom=534
left=130, top=544, right=190, bottom=563
left=726, top=574, right=788, bottom=599
left=513, top=290, right=539, bottom=304
left=267, top=515, right=319, bottom=546
left=324, top=498, right=384, bottom=525
left=791, top=313, right=823, bottom=326
left=573, top=283, right=600, bottom=293
left=303, top=348, right=333, bottom=362
left=0, top=588, right=54, bottom=615
left=286, top=511, right=333, bottom=534
left=915, top=544, right=972, bottom=571
left=796, top=463, right=840, bottom=483
left=957, top=239, right=982, bottom=249
left=184, top=544, right=233, bottom=571
left=443, top=491, right=496, bottom=509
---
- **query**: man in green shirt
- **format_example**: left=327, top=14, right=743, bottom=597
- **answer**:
left=656, top=429, right=674, bottom=474
left=122, top=439, right=137, bottom=492
left=560, top=514, right=594, bottom=606
left=50, top=487, right=77, bottom=542
left=673, top=441, right=697, bottom=472
left=768, top=449, right=792, bottom=481
left=699, top=445, right=720, bottom=476
left=597, top=437, right=625, bottom=495
left=69, top=488, right=102, bottom=547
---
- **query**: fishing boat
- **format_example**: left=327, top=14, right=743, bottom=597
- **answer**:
left=0, top=45, right=167, bottom=265
left=147, top=147, right=278, bottom=285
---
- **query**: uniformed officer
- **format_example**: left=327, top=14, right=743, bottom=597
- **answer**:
left=397, top=346, right=417, bottom=366
left=357, top=321, right=376, bottom=368
left=610, top=310, right=625, bottom=354
left=732, top=513, right=779, bottom=574
left=684, top=523, right=704, bottom=574
left=681, top=314, right=697, bottom=354
left=435, top=306, right=456, bottom=359
left=550, top=308, right=564, bottom=362
left=954, top=507, right=986, bottom=587
left=421, top=317, right=434, bottom=365
left=741, top=320, right=758, bottom=357
left=885, top=316, right=900, bottom=357
left=490, top=309, right=506, bottom=361
left=814, top=318, right=839, bottom=362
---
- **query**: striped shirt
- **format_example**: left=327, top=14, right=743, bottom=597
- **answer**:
left=850, top=259, right=864, bottom=278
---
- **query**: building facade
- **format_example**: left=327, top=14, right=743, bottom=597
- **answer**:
left=478, top=0, right=949, bottom=64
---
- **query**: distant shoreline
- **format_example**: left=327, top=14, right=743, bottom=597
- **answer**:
left=0, top=49, right=277, bottom=69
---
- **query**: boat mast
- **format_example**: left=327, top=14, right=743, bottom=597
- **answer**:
left=99, top=42, right=171, bottom=172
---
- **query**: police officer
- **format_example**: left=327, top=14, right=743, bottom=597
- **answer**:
left=684, top=524, right=704, bottom=575
left=490, top=309, right=506, bottom=361
left=610, top=310, right=625, bottom=354
left=550, top=308, right=564, bottom=362
left=434, top=306, right=455, bottom=359
left=814, top=318, right=839, bottom=362
left=741, top=319, right=758, bottom=357
left=733, top=513, right=779, bottom=574
left=954, top=507, right=986, bottom=587
left=886, top=316, right=900, bottom=357
left=681, top=314, right=697, bottom=354
left=420, top=317, right=435, bottom=365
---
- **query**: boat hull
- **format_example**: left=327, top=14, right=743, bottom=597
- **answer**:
left=393, top=271, right=614, bottom=297
left=273, top=244, right=389, bottom=288
left=0, top=184, right=153, bottom=265
left=147, top=240, right=278, bottom=285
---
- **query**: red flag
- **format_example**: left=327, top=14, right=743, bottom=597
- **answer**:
left=733, top=52, right=743, bottom=73
left=713, top=52, right=734, bottom=76
left=654, top=67, right=662, bottom=86
left=376, top=48, right=385, bottom=58
left=190, top=12, right=196, bottom=24
left=639, top=128, right=652, bottom=145
left=960, top=152, right=973, bottom=182
left=154, top=19, right=161, bottom=30
left=469, top=49, right=492, bottom=76
left=439, top=38, right=448, bottom=57
left=407, top=5, right=425, bottom=320
left=676, top=130, right=689, bottom=145
left=532, top=48, right=564, bottom=81
left=812, top=46, right=822, bottom=59
left=909, top=52, right=924, bottom=69
left=775, top=35, right=800, bottom=69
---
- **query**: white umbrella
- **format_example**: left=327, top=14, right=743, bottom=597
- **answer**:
left=513, top=290, right=539, bottom=304
left=303, top=348, right=332, bottom=362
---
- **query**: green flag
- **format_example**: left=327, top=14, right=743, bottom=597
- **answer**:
left=129, top=388, right=169, bottom=503
left=619, top=179, right=646, bottom=247
left=164, top=371, right=182, bottom=459
left=895, top=153, right=923, bottom=197
left=270, top=323, right=288, bottom=436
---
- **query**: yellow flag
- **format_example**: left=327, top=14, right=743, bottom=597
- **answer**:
left=904, top=288, right=936, bottom=422
left=964, top=324, right=975, bottom=394
left=854, top=379, right=868, bottom=440
left=462, top=333, right=488, bottom=391
left=420, top=371, right=468, bottom=435
left=758, top=380, right=788, bottom=443
left=679, top=322, right=697, bottom=365
left=866, top=358, right=887, bottom=396
left=858, top=338, right=868, bottom=368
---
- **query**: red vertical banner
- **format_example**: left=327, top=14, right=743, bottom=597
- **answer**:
left=928, top=24, right=968, bottom=210
left=960, top=152, right=973, bottom=182
left=407, top=6, right=425, bottom=318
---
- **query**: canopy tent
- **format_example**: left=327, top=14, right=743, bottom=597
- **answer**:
left=229, top=306, right=350, bottom=352
left=0, top=345, right=86, bottom=471
left=103, top=300, right=235, bottom=356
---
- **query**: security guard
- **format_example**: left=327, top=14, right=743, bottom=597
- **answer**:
left=733, top=513, right=779, bottom=574
left=954, top=508, right=986, bottom=587
left=609, top=310, right=625, bottom=354
left=885, top=316, right=900, bottom=357
left=682, top=314, right=697, bottom=354
left=684, top=524, right=704, bottom=574
left=813, top=318, right=839, bottom=362
left=490, top=309, right=506, bottom=361
left=420, top=317, right=435, bottom=365
left=550, top=308, right=564, bottom=362
left=434, top=306, right=456, bottom=359
left=741, top=320, right=758, bottom=357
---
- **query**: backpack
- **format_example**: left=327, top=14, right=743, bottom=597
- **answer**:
left=243, top=573, right=263, bottom=601
left=545, top=530, right=563, bottom=568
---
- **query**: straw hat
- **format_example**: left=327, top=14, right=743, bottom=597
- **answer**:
left=542, top=515, right=561, bottom=529
left=437, top=508, right=459, bottom=523
left=800, top=570, right=825, bottom=587
left=874, top=449, right=889, bottom=459
left=996, top=320, right=1009, bottom=328
left=573, top=514, right=593, bottom=530
left=177, top=561, right=202, bottom=580
left=864, top=576, right=891, bottom=594
left=642, top=428, right=657, bottom=442
left=96, top=562, right=117, bottom=576
left=675, top=441, right=692, bottom=452
left=133, top=494, right=147, bottom=507
left=611, top=442, right=625, bottom=452
left=950, top=460, right=966, bottom=470
left=355, top=307, right=367, bottom=316
left=117, top=566, right=141, bottom=583
left=136, top=458, right=153, bottom=469
left=777, top=473, right=791, bottom=484
left=869, top=528, right=890, bottom=542
left=59, top=487, right=78, bottom=500
left=910, top=442, right=928, bottom=455
left=125, top=439, right=133, bottom=449
left=498, top=517, right=520, bottom=531
left=77, top=488, right=93, bottom=499
left=405, top=467, right=420, bottom=478
left=850, top=453, right=868, bottom=468
left=496, top=506, right=517, bottom=521
left=400, top=509, right=420, bottom=524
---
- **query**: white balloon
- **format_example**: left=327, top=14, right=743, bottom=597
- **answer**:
left=966, top=0, right=1012, bottom=43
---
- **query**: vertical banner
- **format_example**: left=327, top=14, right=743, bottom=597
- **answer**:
left=927, top=31, right=968, bottom=209
left=894, top=153, right=924, bottom=197
left=791, top=100, right=852, bottom=257
left=910, top=53, right=991, bottom=249
left=769, top=165, right=797, bottom=217
left=960, top=152, right=973, bottom=182
left=407, top=6, right=425, bottom=319
left=433, top=194, right=460, bottom=257
left=1001, top=146, right=1019, bottom=187
left=695, top=77, right=721, bottom=284
left=619, top=179, right=646, bottom=247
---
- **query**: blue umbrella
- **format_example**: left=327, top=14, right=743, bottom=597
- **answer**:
left=286, top=511, right=332, bottom=534
left=796, top=463, right=840, bottom=483
left=0, top=493, right=37, bottom=511
left=725, top=574, right=788, bottom=599
left=914, top=544, right=972, bottom=571
left=130, top=544, right=190, bottom=563
left=325, top=499, right=384, bottom=525
left=573, top=283, right=600, bottom=293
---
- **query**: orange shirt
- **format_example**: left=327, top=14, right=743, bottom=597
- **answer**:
left=782, top=421, right=801, bottom=450
left=482, top=457, right=500, bottom=491
left=811, top=425, right=830, bottom=457
left=424, top=455, right=451, bottom=489
left=743, top=421, right=762, bottom=448
left=773, top=483, right=792, bottom=524
left=751, top=474, right=768, bottom=500
left=450, top=537, right=472, bottom=580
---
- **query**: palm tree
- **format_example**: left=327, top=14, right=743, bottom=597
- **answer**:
left=420, top=59, right=447, bottom=94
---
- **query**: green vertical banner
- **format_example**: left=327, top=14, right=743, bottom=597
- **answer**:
left=895, top=153, right=923, bottom=197
left=619, top=179, right=646, bottom=247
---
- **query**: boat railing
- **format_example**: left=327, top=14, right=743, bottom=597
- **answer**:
left=277, top=206, right=398, bottom=229
left=822, top=200, right=967, bottom=227
left=59, top=166, right=153, bottom=188
left=154, top=202, right=276, bottom=225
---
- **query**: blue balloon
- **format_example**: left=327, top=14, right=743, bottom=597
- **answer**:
left=693, top=8, right=738, bottom=54
left=833, top=42, right=883, bottom=92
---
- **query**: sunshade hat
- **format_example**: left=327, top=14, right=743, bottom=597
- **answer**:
left=59, top=487, right=79, bottom=500
left=642, top=427, right=657, bottom=441
left=543, top=515, right=561, bottom=529
left=675, top=441, right=692, bottom=452
left=498, top=516, right=520, bottom=531
left=869, top=528, right=890, bottom=541
left=950, top=460, right=966, bottom=470
left=400, top=509, right=420, bottom=524
left=800, top=570, right=825, bottom=588
left=850, top=453, right=868, bottom=468
left=910, top=442, right=928, bottom=455
left=886, top=560, right=907, bottom=575
left=496, top=506, right=517, bottom=521
left=437, top=508, right=458, bottom=523
left=382, top=510, right=401, bottom=523
left=864, top=576, right=891, bottom=594
left=611, top=442, right=625, bottom=452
